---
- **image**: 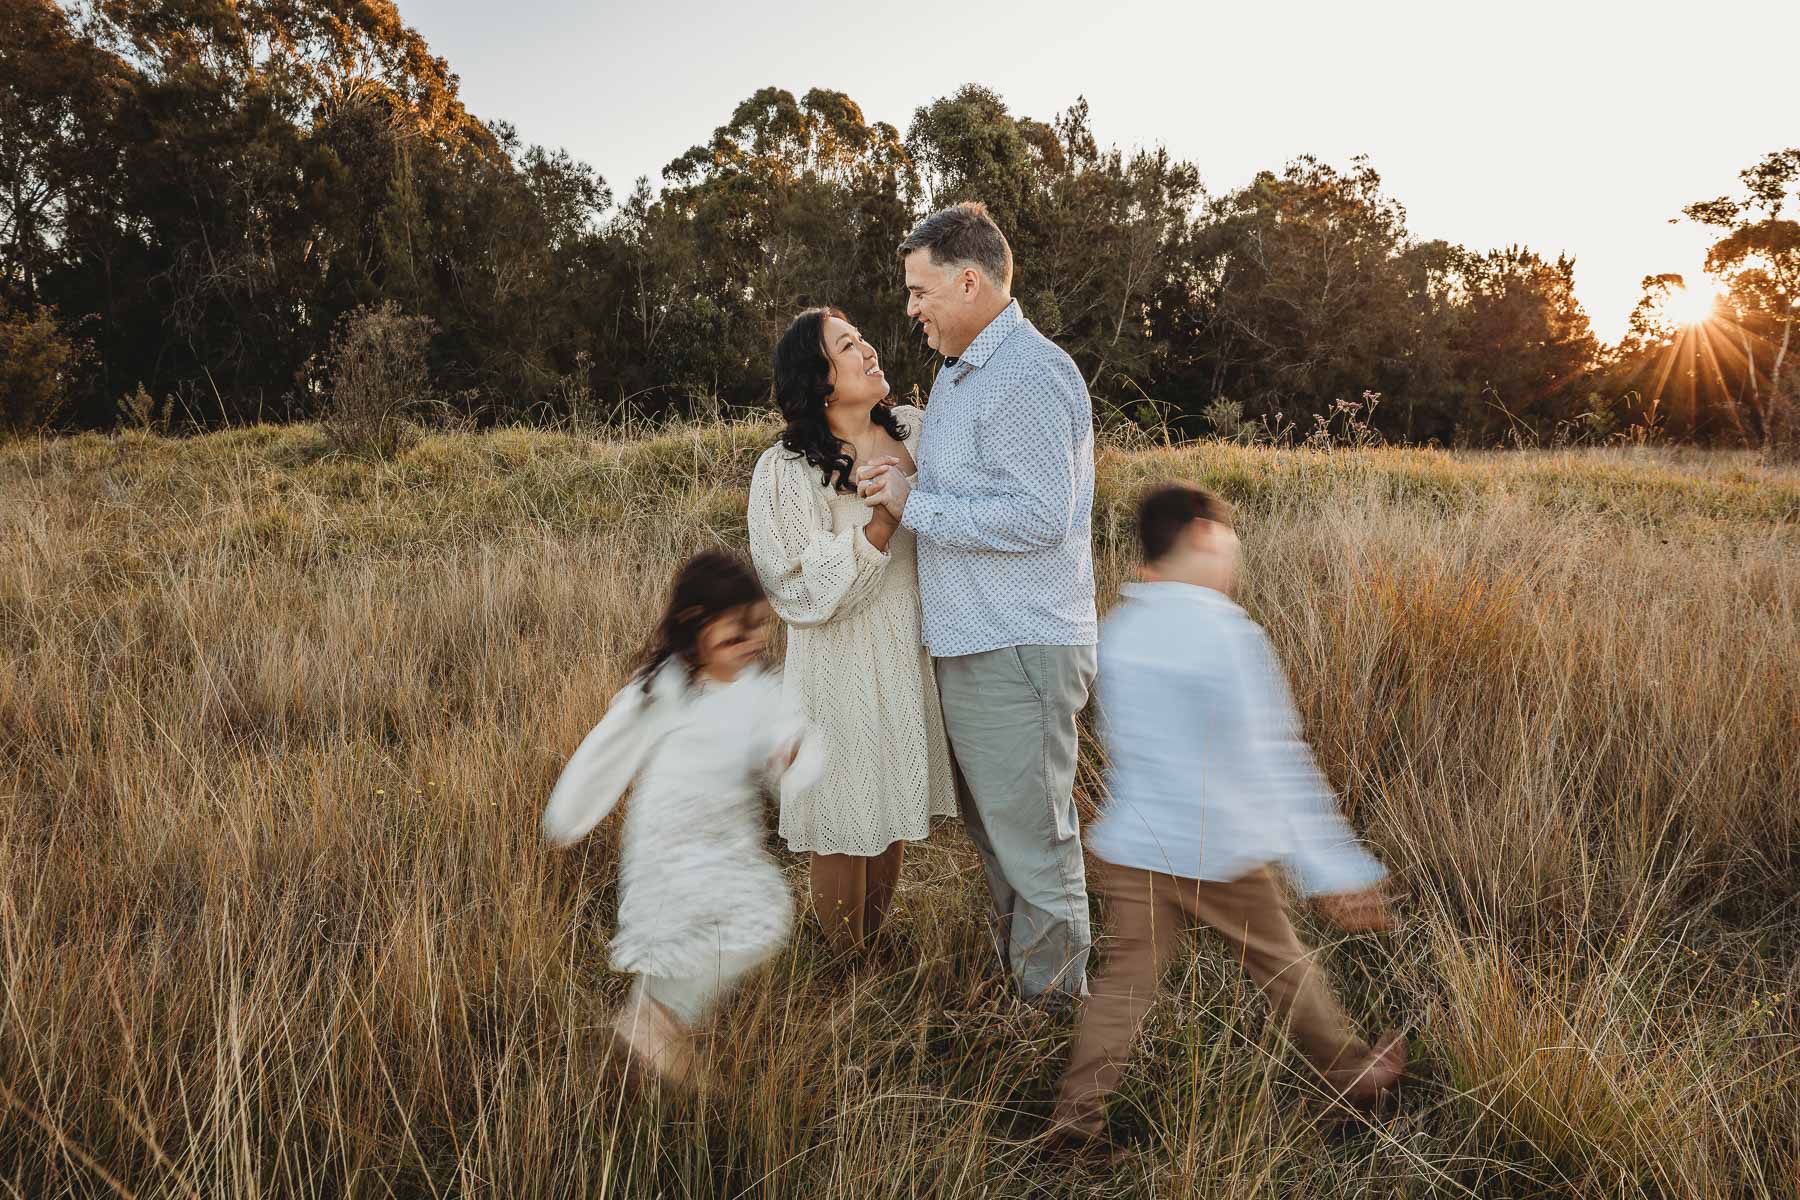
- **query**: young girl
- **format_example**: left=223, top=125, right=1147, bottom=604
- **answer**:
left=541, top=550, right=820, bottom=1086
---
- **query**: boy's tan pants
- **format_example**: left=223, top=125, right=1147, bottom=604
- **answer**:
left=1052, top=862, right=1373, bottom=1136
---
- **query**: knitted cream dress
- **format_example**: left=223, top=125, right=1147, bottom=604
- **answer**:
left=748, top=404, right=957, bottom=857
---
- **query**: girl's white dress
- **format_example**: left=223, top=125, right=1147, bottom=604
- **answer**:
left=748, top=404, right=957, bottom=857
left=541, top=660, right=822, bottom=978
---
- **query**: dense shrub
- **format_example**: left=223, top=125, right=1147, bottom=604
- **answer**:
left=0, top=305, right=76, bottom=434
left=322, top=303, right=437, bottom=460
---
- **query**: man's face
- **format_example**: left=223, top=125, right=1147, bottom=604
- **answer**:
left=903, top=250, right=961, bottom=353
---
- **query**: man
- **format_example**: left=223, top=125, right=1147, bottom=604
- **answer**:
left=857, top=201, right=1097, bottom=1004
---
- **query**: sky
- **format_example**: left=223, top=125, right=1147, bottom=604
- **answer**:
left=401, top=0, right=1798, bottom=345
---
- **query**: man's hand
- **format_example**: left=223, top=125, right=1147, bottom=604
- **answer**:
left=1314, top=884, right=1396, bottom=933
left=855, top=456, right=912, bottom=520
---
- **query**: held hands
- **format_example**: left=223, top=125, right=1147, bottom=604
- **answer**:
left=1314, top=883, right=1397, bottom=933
left=854, top=456, right=911, bottom=521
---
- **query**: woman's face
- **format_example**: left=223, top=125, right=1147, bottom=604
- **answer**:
left=821, top=315, right=889, bottom=413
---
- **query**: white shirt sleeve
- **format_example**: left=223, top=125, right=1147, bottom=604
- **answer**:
left=749, top=449, right=890, bottom=628
left=903, top=359, right=1083, bottom=553
left=1242, top=628, right=1388, bottom=897
left=540, top=681, right=654, bottom=846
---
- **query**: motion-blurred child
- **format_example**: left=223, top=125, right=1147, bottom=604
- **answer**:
left=542, top=550, right=820, bottom=1087
left=1048, top=483, right=1405, bottom=1156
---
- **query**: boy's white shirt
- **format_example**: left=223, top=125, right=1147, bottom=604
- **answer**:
left=1084, top=581, right=1386, bottom=897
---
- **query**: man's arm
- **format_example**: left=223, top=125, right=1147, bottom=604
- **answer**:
left=868, top=359, right=1087, bottom=554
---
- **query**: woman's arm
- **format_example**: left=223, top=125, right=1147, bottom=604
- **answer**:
left=862, top=504, right=900, bottom=552
left=749, top=449, right=892, bottom=629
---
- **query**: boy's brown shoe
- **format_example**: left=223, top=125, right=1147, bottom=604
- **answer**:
left=1339, top=1031, right=1408, bottom=1110
left=1038, top=1124, right=1130, bottom=1168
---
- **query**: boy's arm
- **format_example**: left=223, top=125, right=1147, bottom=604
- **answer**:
left=1240, top=627, right=1388, bottom=900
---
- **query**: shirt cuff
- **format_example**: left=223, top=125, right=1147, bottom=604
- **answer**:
left=1292, top=847, right=1387, bottom=898
left=900, top=490, right=943, bottom=538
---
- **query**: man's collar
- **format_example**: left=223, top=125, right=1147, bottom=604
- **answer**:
left=948, top=300, right=1023, bottom=373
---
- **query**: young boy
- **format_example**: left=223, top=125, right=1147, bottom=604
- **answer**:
left=1047, top=483, right=1405, bottom=1154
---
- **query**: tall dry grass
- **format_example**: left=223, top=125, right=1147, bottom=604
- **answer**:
left=1, top=419, right=1797, bottom=1198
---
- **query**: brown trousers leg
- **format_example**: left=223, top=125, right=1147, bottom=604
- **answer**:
left=1053, top=864, right=1373, bottom=1134
left=1051, top=865, right=1190, bottom=1135
left=1185, top=867, right=1370, bottom=1089
left=810, top=842, right=905, bottom=953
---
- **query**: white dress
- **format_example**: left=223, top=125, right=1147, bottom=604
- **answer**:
left=747, top=404, right=957, bottom=857
left=540, top=660, right=823, bottom=977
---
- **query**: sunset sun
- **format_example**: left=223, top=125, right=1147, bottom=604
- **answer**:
left=1661, top=283, right=1720, bottom=327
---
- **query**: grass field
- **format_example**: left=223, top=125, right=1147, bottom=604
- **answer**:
left=2, top=419, right=1797, bottom=1198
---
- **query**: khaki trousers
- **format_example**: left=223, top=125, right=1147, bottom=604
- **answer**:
left=1052, top=862, right=1373, bottom=1135
left=936, top=644, right=1096, bottom=1000
left=809, top=842, right=905, bottom=953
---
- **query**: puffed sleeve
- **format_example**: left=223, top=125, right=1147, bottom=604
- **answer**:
left=748, top=446, right=891, bottom=629
left=540, top=681, right=654, bottom=846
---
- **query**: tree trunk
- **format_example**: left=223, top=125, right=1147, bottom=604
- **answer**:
left=1771, top=315, right=1797, bottom=462
left=1770, top=314, right=1792, bottom=401
left=1735, top=321, right=1760, bottom=437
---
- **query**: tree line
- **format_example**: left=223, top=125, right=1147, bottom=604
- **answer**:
left=3, top=0, right=1795, bottom=449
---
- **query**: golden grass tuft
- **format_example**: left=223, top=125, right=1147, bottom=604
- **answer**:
left=1, top=421, right=1796, bottom=1197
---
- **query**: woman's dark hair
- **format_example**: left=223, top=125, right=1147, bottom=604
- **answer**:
left=1136, top=482, right=1235, bottom=563
left=772, top=306, right=908, bottom=492
left=636, top=549, right=767, bottom=694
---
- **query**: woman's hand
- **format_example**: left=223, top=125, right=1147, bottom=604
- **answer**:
left=853, top=456, right=904, bottom=551
left=855, top=456, right=911, bottom=520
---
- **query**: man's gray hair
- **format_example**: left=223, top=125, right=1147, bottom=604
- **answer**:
left=897, top=201, right=1014, bottom=292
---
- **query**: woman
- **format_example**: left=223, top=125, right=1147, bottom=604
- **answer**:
left=748, top=307, right=956, bottom=954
